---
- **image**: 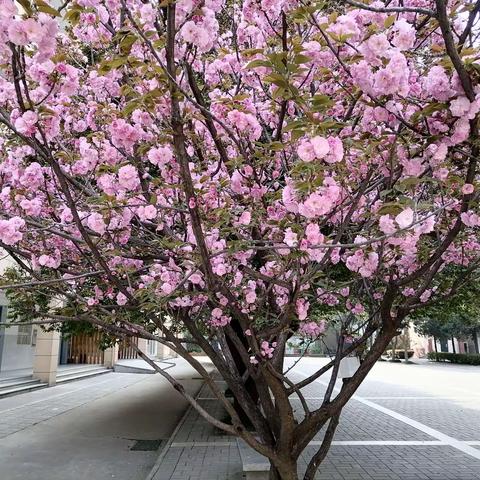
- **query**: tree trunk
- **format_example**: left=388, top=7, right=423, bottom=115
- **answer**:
left=390, top=336, right=398, bottom=361
left=269, top=461, right=299, bottom=480
left=403, top=327, right=410, bottom=363
left=433, top=336, right=438, bottom=353
left=451, top=337, right=456, bottom=354
left=472, top=330, right=479, bottom=354
left=225, top=319, right=259, bottom=427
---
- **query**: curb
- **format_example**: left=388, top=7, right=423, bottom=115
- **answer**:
left=145, top=381, right=204, bottom=480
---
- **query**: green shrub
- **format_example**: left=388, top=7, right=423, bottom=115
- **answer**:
left=427, top=351, right=480, bottom=365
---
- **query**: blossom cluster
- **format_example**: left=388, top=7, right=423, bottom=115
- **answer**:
left=0, top=0, right=478, bottom=358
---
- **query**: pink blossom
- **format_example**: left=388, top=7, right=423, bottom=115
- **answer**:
left=227, top=110, right=261, bottom=140
left=189, top=273, right=203, bottom=285
left=299, top=191, right=335, bottom=218
left=148, top=146, right=173, bottom=167
left=8, top=21, right=33, bottom=45
left=14, top=111, right=38, bottom=136
left=462, top=183, right=474, bottom=195
left=297, top=139, right=316, bottom=162
left=379, top=215, right=396, bottom=235
left=325, top=137, right=344, bottom=164
left=420, top=289, right=432, bottom=303
left=282, top=184, right=299, bottom=213
left=116, top=292, right=128, bottom=306
left=0, top=217, right=24, bottom=245
left=110, top=119, right=141, bottom=152
left=210, top=307, right=231, bottom=327
left=38, top=252, right=61, bottom=269
left=461, top=211, right=480, bottom=227
left=395, top=208, right=414, bottom=229
left=392, top=19, right=415, bottom=50
left=450, top=97, right=480, bottom=120
left=365, top=33, right=391, bottom=58
left=298, top=136, right=331, bottom=161
left=340, top=287, right=349, bottom=297
left=424, top=66, right=454, bottom=101
left=19, top=198, right=42, bottom=216
left=296, top=298, right=310, bottom=320
left=311, top=136, right=330, bottom=159
left=87, top=212, right=106, bottom=235
left=299, top=320, right=326, bottom=338
left=350, top=302, right=365, bottom=315
left=305, top=223, right=323, bottom=245
left=238, top=211, right=251, bottom=225
left=245, top=290, right=256, bottom=304
left=118, top=165, right=140, bottom=191
left=137, top=205, right=157, bottom=221
left=260, top=341, right=275, bottom=358
left=284, top=228, right=298, bottom=247
left=345, top=250, right=378, bottom=278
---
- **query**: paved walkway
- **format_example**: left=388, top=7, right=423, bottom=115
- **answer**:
left=0, top=358, right=211, bottom=480
left=149, top=358, right=480, bottom=480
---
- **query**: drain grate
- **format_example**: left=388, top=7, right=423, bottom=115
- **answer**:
left=130, top=439, right=164, bottom=451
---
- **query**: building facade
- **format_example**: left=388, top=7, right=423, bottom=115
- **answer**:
left=0, top=253, right=173, bottom=383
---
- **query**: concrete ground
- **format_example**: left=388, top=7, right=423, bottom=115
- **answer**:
left=151, top=358, right=480, bottom=480
left=0, top=357, right=212, bottom=480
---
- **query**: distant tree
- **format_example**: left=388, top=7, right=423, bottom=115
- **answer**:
left=412, top=272, right=480, bottom=354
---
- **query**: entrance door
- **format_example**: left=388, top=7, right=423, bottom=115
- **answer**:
left=59, top=336, right=69, bottom=365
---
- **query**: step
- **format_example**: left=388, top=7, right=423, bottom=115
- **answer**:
left=114, top=364, right=156, bottom=374
left=114, top=359, right=176, bottom=375
left=0, top=381, right=48, bottom=399
left=56, top=367, right=112, bottom=384
left=56, top=364, right=105, bottom=376
left=0, top=378, right=41, bottom=391
left=237, top=439, right=269, bottom=480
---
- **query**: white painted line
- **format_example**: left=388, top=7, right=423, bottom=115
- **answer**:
left=360, top=396, right=480, bottom=400
left=296, top=370, right=480, bottom=461
left=171, top=441, right=236, bottom=448
left=168, top=439, right=480, bottom=448
left=328, top=440, right=446, bottom=446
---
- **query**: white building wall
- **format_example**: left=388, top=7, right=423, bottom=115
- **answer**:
left=0, top=252, right=37, bottom=374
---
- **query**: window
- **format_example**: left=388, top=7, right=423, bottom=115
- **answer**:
left=17, top=325, right=32, bottom=345
left=147, top=339, right=157, bottom=357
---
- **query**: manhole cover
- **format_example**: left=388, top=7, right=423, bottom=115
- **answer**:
left=130, top=439, right=164, bottom=451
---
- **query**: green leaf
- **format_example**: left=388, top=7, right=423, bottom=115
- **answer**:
left=245, top=59, right=271, bottom=69
left=242, top=48, right=264, bottom=57
left=34, top=0, right=60, bottom=16
left=284, top=120, right=306, bottom=132
left=268, top=142, right=285, bottom=152
left=119, top=32, right=137, bottom=55
left=264, top=73, right=290, bottom=89
left=98, top=57, right=128, bottom=75
left=311, top=94, right=334, bottom=112
left=17, top=0, right=33, bottom=15
left=377, top=202, right=404, bottom=216
left=384, top=15, right=396, bottom=29
left=410, top=102, right=446, bottom=123
left=65, top=4, right=82, bottom=25
left=293, top=54, right=312, bottom=65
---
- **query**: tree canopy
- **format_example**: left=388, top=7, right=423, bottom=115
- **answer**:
left=0, top=1, right=479, bottom=479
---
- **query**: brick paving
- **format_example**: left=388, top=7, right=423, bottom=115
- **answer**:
left=149, top=360, right=480, bottom=480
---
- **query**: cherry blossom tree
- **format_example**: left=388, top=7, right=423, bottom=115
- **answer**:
left=0, top=0, right=479, bottom=478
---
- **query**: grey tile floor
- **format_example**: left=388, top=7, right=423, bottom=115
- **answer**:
left=150, top=358, right=480, bottom=480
